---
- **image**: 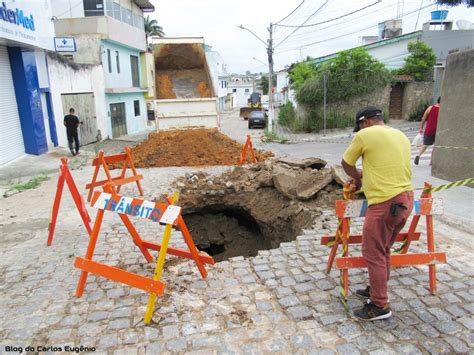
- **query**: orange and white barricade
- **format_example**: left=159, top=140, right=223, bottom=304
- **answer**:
left=239, top=135, right=257, bottom=165
left=75, top=184, right=215, bottom=321
left=86, top=147, right=143, bottom=202
left=321, top=182, right=447, bottom=300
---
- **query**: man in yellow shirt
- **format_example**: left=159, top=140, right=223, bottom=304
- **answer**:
left=342, top=106, right=414, bottom=321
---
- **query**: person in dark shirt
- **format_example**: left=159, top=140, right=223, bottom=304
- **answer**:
left=64, top=108, right=80, bottom=156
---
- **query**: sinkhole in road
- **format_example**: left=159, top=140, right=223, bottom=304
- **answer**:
left=183, top=203, right=307, bottom=262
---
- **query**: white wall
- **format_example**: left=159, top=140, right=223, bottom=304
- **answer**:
left=101, top=40, right=142, bottom=88
left=51, top=0, right=85, bottom=18
left=366, top=36, right=420, bottom=70
left=47, top=55, right=108, bottom=147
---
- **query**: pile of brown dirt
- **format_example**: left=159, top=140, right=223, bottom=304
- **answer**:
left=130, top=129, right=273, bottom=168
left=156, top=74, right=176, bottom=99
left=196, top=82, right=211, bottom=97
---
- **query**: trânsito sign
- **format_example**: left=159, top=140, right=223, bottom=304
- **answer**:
left=54, top=37, right=76, bottom=52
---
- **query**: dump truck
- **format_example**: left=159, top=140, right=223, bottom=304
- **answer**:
left=151, top=37, right=218, bottom=130
left=240, top=92, right=263, bottom=120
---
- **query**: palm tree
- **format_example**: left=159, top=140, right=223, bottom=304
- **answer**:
left=144, top=16, right=164, bottom=40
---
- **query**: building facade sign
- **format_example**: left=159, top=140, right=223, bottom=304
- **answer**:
left=54, top=37, right=76, bottom=52
left=0, top=0, right=54, bottom=50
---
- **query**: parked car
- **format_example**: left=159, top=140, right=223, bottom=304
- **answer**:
left=262, top=101, right=269, bottom=112
left=248, top=111, right=267, bottom=129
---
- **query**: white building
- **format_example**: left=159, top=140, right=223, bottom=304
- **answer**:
left=205, top=46, right=228, bottom=112
left=50, top=0, right=154, bottom=144
left=0, top=0, right=57, bottom=165
left=227, top=75, right=256, bottom=107
left=275, top=69, right=297, bottom=108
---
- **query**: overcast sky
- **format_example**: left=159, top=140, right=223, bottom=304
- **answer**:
left=150, top=0, right=474, bottom=73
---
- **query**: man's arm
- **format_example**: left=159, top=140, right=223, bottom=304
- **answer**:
left=419, top=106, right=431, bottom=133
left=341, top=159, right=362, bottom=190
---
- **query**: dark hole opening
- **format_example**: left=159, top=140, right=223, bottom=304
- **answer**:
left=183, top=204, right=269, bottom=262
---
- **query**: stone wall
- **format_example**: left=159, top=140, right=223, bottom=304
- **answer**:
left=296, top=85, right=391, bottom=126
left=401, top=81, right=434, bottom=121
left=432, top=49, right=474, bottom=182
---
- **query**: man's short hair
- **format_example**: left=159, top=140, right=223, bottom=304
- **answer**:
left=69, top=108, right=75, bottom=113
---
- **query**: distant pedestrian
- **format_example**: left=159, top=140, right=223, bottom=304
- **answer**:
left=414, top=97, right=440, bottom=165
left=341, top=106, right=414, bottom=321
left=64, top=108, right=80, bottom=156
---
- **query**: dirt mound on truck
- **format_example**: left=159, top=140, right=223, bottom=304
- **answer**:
left=129, top=129, right=273, bottom=168
left=156, top=74, right=176, bottom=99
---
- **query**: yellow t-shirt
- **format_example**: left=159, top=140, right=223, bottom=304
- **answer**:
left=343, top=125, right=413, bottom=205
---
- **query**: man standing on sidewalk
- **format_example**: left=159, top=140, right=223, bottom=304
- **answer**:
left=341, top=106, right=414, bottom=321
left=64, top=108, right=80, bottom=156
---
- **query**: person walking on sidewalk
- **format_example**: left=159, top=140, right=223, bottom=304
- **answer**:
left=414, top=97, right=440, bottom=165
left=64, top=108, right=80, bottom=156
left=341, top=106, right=414, bottom=321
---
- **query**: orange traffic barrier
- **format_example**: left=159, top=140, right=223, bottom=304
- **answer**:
left=74, top=184, right=215, bottom=299
left=239, top=135, right=257, bottom=165
left=47, top=158, right=92, bottom=246
left=321, top=182, right=447, bottom=299
left=86, top=147, right=143, bottom=202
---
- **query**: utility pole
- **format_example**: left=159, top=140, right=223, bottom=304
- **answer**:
left=267, top=22, right=274, bottom=133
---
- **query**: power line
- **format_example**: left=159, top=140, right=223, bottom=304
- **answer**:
left=274, top=0, right=381, bottom=28
left=275, top=2, right=397, bottom=44
left=275, top=0, right=306, bottom=25
left=274, top=0, right=329, bottom=48
left=275, top=3, right=436, bottom=53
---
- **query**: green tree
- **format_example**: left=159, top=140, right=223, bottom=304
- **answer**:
left=398, top=41, right=436, bottom=81
left=144, top=16, right=164, bottom=41
left=296, top=48, right=392, bottom=105
left=288, top=61, right=317, bottom=90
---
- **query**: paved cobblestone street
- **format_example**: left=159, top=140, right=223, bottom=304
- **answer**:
left=1, top=165, right=473, bottom=354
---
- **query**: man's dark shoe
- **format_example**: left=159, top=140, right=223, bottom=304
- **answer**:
left=353, top=301, right=392, bottom=321
left=414, top=156, right=419, bottom=165
left=355, top=286, right=370, bottom=300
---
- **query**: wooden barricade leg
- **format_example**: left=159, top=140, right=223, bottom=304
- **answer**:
left=115, top=154, right=129, bottom=194
left=341, top=218, right=350, bottom=299
left=87, top=151, right=103, bottom=202
left=144, top=192, right=179, bottom=324
left=426, top=213, right=437, bottom=294
left=248, top=137, right=257, bottom=163
left=65, top=168, right=92, bottom=236
left=76, top=209, right=105, bottom=297
left=125, top=146, right=144, bottom=196
left=178, top=217, right=208, bottom=279
left=118, top=213, right=153, bottom=263
left=326, top=220, right=342, bottom=274
left=47, top=159, right=67, bottom=246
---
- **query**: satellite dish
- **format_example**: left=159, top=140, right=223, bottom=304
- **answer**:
left=456, top=20, right=472, bottom=29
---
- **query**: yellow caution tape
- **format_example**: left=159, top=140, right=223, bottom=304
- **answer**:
left=423, top=178, right=474, bottom=193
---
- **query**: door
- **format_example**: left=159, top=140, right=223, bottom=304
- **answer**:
left=389, top=83, right=404, bottom=120
left=110, top=103, right=127, bottom=138
left=61, top=93, right=98, bottom=145
left=0, top=46, right=25, bottom=165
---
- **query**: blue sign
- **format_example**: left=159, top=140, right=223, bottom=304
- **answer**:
left=0, top=1, right=35, bottom=31
left=54, top=37, right=77, bottom=52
